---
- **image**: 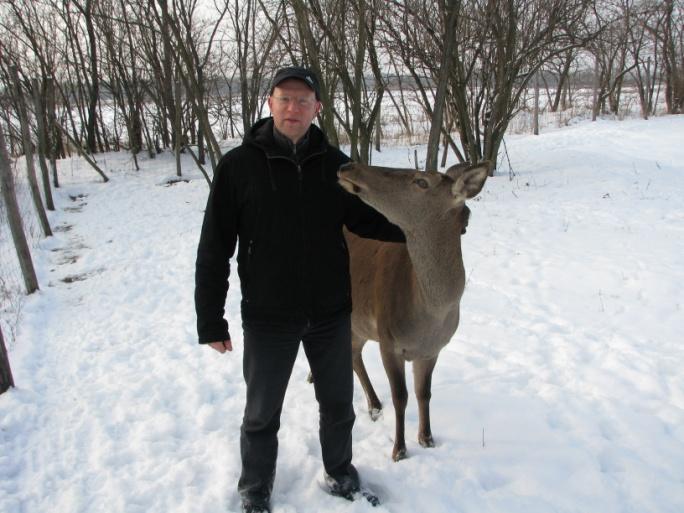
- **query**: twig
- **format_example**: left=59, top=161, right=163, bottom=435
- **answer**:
left=502, top=136, right=515, bottom=181
left=54, top=123, right=109, bottom=183
left=183, top=145, right=212, bottom=186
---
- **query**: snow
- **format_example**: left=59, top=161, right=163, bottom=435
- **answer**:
left=2, top=116, right=684, bottom=513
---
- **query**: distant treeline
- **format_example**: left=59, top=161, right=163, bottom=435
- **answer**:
left=0, top=0, right=682, bottom=170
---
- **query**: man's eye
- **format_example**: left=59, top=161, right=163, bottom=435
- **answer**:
left=275, top=96, right=314, bottom=108
left=414, top=178, right=429, bottom=189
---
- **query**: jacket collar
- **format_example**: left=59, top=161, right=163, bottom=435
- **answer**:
left=245, top=117, right=328, bottom=160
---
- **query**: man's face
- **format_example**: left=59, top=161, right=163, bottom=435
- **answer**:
left=268, top=78, right=320, bottom=144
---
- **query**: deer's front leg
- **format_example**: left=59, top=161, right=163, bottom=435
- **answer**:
left=380, top=346, right=408, bottom=461
left=413, top=356, right=438, bottom=448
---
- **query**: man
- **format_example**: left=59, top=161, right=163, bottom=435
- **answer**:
left=195, top=66, right=404, bottom=513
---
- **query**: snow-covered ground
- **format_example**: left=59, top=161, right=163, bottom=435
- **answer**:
left=1, top=116, right=683, bottom=513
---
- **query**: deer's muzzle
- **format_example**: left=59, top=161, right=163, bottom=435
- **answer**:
left=338, top=175, right=363, bottom=194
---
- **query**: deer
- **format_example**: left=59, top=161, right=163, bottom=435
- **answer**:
left=337, top=160, right=489, bottom=461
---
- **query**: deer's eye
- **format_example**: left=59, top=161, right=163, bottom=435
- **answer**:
left=414, top=178, right=429, bottom=189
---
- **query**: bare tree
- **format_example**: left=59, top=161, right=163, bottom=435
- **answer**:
left=590, top=1, right=638, bottom=116
left=31, top=78, right=55, bottom=209
left=228, top=0, right=281, bottom=135
left=656, top=0, right=683, bottom=113
left=157, top=0, right=230, bottom=169
left=96, top=0, right=146, bottom=167
left=9, top=65, right=52, bottom=237
left=0, top=125, right=39, bottom=295
left=71, top=0, right=101, bottom=153
left=379, top=0, right=597, bottom=171
left=0, top=0, right=66, bottom=164
left=624, top=0, right=664, bottom=119
left=425, top=0, right=459, bottom=170
left=0, top=0, right=678, bottom=180
left=45, top=77, right=61, bottom=187
left=290, top=0, right=388, bottom=163
left=541, top=49, right=580, bottom=112
left=288, top=0, right=340, bottom=145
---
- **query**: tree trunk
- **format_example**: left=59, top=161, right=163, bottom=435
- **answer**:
left=196, top=66, right=206, bottom=166
left=0, top=323, right=15, bottom=394
left=160, top=0, right=176, bottom=149
left=642, top=57, right=651, bottom=120
left=440, top=132, right=449, bottom=168
left=45, top=77, right=60, bottom=188
left=533, top=72, right=540, bottom=135
left=349, top=1, right=367, bottom=162
left=552, top=51, right=574, bottom=112
left=592, top=56, right=600, bottom=121
left=426, top=0, right=459, bottom=171
left=0, top=127, right=40, bottom=295
left=175, top=73, right=182, bottom=177
left=228, top=83, right=235, bottom=139
left=662, top=0, right=683, bottom=114
left=81, top=0, right=100, bottom=153
left=10, top=66, right=52, bottom=237
left=31, top=79, right=55, bottom=210
left=374, top=103, right=381, bottom=153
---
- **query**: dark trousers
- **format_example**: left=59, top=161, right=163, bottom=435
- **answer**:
left=237, top=313, right=357, bottom=499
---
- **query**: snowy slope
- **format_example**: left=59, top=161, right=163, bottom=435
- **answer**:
left=1, top=116, right=683, bottom=513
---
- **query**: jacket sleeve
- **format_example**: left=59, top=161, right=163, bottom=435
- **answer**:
left=342, top=190, right=406, bottom=243
left=194, top=156, right=239, bottom=344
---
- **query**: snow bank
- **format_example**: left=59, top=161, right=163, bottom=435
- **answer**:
left=1, top=116, right=683, bottom=513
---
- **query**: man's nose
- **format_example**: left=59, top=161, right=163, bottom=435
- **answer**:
left=285, top=100, right=301, bottom=111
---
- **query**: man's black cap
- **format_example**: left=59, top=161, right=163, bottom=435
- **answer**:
left=270, top=66, right=321, bottom=100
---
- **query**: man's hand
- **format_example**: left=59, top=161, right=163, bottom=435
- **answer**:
left=208, top=340, right=233, bottom=353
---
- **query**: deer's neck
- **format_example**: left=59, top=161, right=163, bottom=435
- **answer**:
left=403, top=218, right=466, bottom=315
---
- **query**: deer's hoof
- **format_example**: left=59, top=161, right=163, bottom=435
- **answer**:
left=392, top=446, right=408, bottom=462
left=369, top=407, right=382, bottom=421
left=419, top=435, right=435, bottom=448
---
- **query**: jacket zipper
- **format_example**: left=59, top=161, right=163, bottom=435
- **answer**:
left=265, top=150, right=326, bottom=320
left=296, top=162, right=308, bottom=318
left=297, top=163, right=303, bottom=193
left=266, top=148, right=325, bottom=192
left=244, top=239, right=254, bottom=303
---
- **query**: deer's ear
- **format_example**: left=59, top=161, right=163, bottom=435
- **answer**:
left=450, top=162, right=489, bottom=202
left=445, top=162, right=471, bottom=180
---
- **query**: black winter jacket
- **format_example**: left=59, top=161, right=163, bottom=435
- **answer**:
left=195, top=118, right=405, bottom=344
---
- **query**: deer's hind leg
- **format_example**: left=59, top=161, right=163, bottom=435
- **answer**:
left=352, top=337, right=383, bottom=420
left=413, top=356, right=438, bottom=448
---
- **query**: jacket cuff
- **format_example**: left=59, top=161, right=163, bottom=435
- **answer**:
left=198, top=330, right=231, bottom=345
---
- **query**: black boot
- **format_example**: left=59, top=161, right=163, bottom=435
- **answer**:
left=323, top=465, right=380, bottom=507
left=241, top=493, right=271, bottom=513
left=324, top=465, right=360, bottom=500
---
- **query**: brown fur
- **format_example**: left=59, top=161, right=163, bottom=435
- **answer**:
left=338, top=161, right=489, bottom=461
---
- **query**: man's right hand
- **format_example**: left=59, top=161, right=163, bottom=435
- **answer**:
left=208, top=340, right=233, bottom=353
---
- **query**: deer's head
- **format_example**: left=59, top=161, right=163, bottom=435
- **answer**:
left=338, top=161, right=489, bottom=231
